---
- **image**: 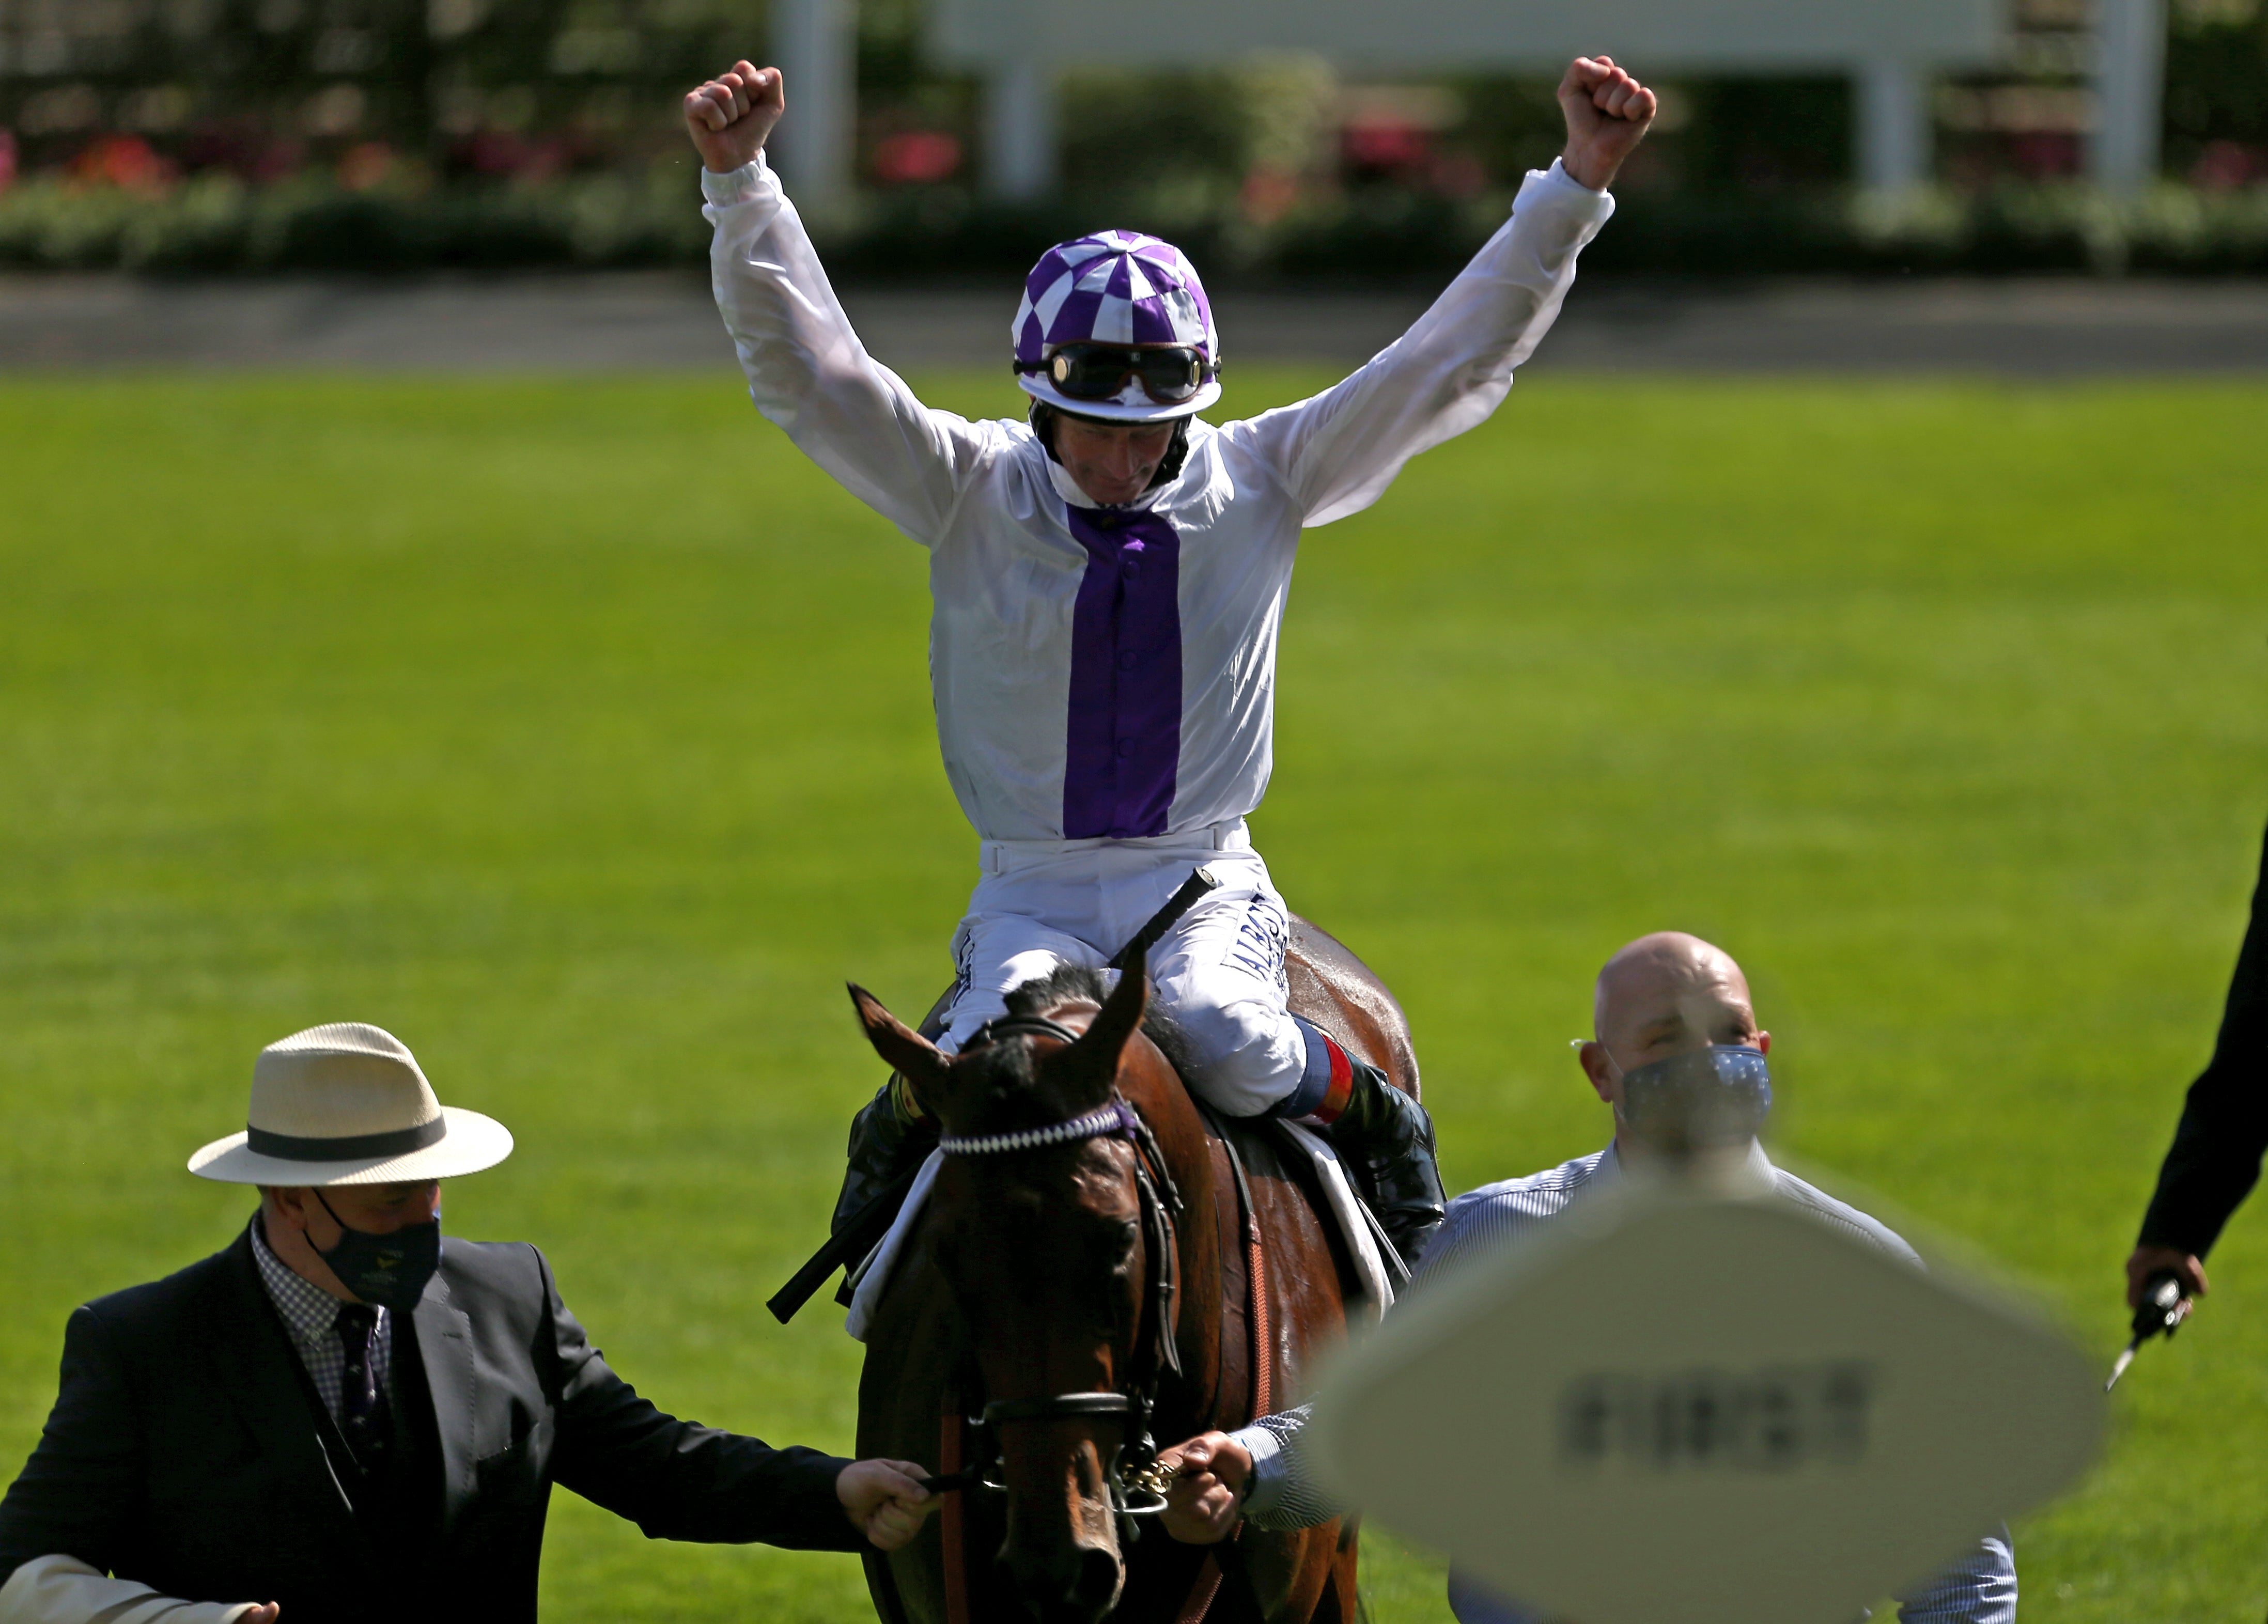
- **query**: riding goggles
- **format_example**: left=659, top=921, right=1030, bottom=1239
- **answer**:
left=1016, top=343, right=1218, bottom=405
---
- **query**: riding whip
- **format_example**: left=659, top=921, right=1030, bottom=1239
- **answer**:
left=1107, top=865, right=1223, bottom=971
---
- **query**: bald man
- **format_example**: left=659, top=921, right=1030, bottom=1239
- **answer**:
left=1154, top=932, right=2019, bottom=1624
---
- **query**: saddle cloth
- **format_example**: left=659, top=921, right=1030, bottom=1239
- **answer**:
left=843, top=1121, right=1396, bottom=1343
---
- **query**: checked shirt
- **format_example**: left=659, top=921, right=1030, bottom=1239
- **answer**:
left=250, top=1215, right=396, bottom=1426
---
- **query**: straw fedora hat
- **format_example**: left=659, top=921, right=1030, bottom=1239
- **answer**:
left=189, top=1022, right=514, bottom=1186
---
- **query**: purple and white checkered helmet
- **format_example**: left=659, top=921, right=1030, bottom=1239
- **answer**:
left=1012, top=229, right=1222, bottom=423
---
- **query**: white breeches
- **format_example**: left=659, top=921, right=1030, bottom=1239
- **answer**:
left=941, top=820, right=1306, bottom=1118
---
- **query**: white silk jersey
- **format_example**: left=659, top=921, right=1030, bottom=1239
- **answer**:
left=702, top=156, right=1614, bottom=844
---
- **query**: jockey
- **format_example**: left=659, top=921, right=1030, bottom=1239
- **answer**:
left=683, top=55, right=1658, bottom=1270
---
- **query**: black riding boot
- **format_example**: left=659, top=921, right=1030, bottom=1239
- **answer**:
left=1327, top=1061, right=1447, bottom=1274
left=832, top=1074, right=938, bottom=1236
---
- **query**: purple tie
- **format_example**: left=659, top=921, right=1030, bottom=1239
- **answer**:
left=335, top=1304, right=391, bottom=1463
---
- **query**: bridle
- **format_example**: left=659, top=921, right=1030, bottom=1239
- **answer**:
left=928, top=1015, right=1187, bottom=1529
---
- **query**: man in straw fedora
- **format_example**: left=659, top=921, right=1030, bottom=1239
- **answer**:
left=0, top=1022, right=937, bottom=1624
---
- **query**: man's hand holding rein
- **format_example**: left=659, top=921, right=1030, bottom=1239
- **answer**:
left=1557, top=55, right=1658, bottom=191
left=836, top=1459, right=939, bottom=1551
left=1157, top=1431, right=1254, bottom=1545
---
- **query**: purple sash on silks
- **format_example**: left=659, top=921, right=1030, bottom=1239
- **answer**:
left=1062, top=506, right=1183, bottom=838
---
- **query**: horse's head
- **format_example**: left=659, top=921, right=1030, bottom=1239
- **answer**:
left=850, top=965, right=1185, bottom=1624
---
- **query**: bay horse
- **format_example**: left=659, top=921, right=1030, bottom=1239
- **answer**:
left=845, top=918, right=1420, bottom=1624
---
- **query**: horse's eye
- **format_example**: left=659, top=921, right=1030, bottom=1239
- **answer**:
left=1085, top=1223, right=1141, bottom=1330
left=1081, top=1217, right=1139, bottom=1278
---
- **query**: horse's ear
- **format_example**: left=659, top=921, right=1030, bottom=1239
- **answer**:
left=1067, top=967, right=1149, bottom=1074
left=848, top=983, right=950, bottom=1094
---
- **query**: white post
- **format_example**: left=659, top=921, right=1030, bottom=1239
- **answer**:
left=1855, top=59, right=1930, bottom=192
left=985, top=56, right=1059, bottom=201
left=2092, top=0, right=2166, bottom=193
left=771, top=0, right=857, bottom=209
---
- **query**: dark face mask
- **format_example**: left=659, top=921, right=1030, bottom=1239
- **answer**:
left=1618, top=1044, right=1773, bottom=1153
left=313, top=1189, right=441, bottom=1313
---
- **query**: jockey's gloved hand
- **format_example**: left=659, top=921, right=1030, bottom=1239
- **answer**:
left=835, top=1074, right=939, bottom=1237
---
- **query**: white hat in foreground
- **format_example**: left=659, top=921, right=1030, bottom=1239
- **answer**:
left=189, top=1022, right=514, bottom=1186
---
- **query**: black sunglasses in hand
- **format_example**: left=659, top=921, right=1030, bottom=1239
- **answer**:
left=1016, top=343, right=1217, bottom=405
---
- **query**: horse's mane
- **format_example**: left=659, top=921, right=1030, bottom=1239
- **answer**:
left=997, top=963, right=1200, bottom=1086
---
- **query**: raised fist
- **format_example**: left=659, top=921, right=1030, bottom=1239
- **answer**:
left=684, top=61, right=785, bottom=175
left=1557, top=56, right=1657, bottom=192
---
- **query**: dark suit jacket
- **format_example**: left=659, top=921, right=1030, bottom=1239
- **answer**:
left=2140, top=815, right=2268, bottom=1258
left=0, top=1225, right=862, bottom=1621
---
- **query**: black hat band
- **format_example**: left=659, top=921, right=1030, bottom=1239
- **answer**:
left=245, top=1115, right=448, bottom=1162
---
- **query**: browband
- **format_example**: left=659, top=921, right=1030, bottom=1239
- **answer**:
left=938, top=1102, right=1131, bottom=1158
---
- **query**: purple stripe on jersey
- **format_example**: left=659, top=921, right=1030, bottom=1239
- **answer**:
left=1062, top=506, right=1183, bottom=839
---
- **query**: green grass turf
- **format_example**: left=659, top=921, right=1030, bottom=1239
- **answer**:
left=2, top=365, right=2265, bottom=1622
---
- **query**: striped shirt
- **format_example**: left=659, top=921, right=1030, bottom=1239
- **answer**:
left=250, top=1215, right=395, bottom=1425
left=1231, top=1143, right=2018, bottom=1624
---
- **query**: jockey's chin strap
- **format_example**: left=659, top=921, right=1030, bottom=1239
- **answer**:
left=927, top=1070, right=1186, bottom=1521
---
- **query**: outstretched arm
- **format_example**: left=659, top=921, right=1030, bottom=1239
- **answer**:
left=2129, top=815, right=2268, bottom=1308
left=685, top=63, right=996, bottom=546
left=1228, top=56, right=1653, bottom=529
left=540, top=1249, right=869, bottom=1550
